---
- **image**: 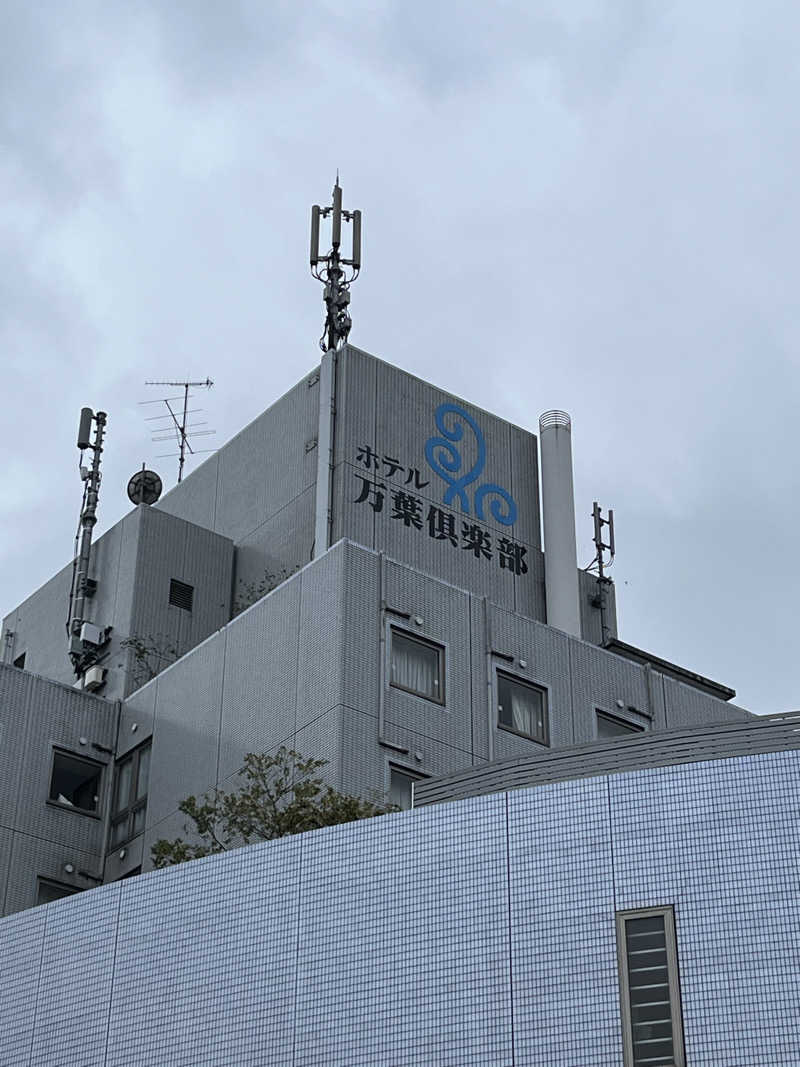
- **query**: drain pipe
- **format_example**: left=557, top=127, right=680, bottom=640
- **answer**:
left=539, top=411, right=581, bottom=638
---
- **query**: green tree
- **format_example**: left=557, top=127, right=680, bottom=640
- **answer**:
left=151, top=747, right=396, bottom=868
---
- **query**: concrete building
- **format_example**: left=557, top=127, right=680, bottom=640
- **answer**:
left=0, top=345, right=751, bottom=911
left=3, top=341, right=783, bottom=1064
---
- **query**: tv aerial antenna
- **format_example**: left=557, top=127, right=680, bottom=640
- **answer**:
left=310, top=175, right=361, bottom=351
left=140, top=378, right=216, bottom=483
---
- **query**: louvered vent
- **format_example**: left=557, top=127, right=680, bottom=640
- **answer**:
left=169, top=579, right=194, bottom=612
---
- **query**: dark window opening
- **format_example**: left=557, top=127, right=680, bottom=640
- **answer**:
left=617, top=907, right=685, bottom=1067
left=48, top=751, right=103, bottom=814
left=497, top=671, right=548, bottom=744
left=388, top=765, right=428, bottom=811
left=110, top=742, right=151, bottom=848
left=597, top=710, right=646, bottom=739
left=389, top=629, right=445, bottom=705
left=118, top=866, right=142, bottom=881
left=36, top=878, right=81, bottom=906
left=13, top=652, right=26, bottom=669
left=169, top=579, right=194, bottom=612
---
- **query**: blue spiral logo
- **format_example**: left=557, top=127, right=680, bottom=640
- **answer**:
left=424, top=403, right=517, bottom=526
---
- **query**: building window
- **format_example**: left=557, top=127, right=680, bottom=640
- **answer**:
left=597, top=710, right=646, bottom=739
left=388, top=765, right=428, bottom=811
left=36, top=878, right=80, bottom=906
left=616, top=907, right=686, bottom=1067
left=496, top=670, right=548, bottom=744
left=13, top=651, right=26, bottom=669
left=110, top=742, right=151, bottom=847
left=389, top=628, right=445, bottom=705
left=169, top=578, right=194, bottom=612
left=48, top=750, right=103, bottom=815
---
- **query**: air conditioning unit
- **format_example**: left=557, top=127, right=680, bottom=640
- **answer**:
left=80, top=622, right=103, bottom=646
left=84, top=666, right=107, bottom=692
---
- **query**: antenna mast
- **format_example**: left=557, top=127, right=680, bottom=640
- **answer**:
left=68, top=407, right=107, bottom=673
left=310, top=177, right=361, bottom=351
left=586, top=502, right=615, bottom=646
left=142, top=378, right=215, bottom=483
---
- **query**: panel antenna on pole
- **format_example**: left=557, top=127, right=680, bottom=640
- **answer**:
left=310, top=176, right=362, bottom=351
left=139, top=378, right=216, bottom=483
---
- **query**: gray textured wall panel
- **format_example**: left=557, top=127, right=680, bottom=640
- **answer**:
left=3, top=831, right=100, bottom=917
left=0, top=665, right=30, bottom=821
left=117, top=676, right=157, bottom=759
left=0, top=905, right=45, bottom=1061
left=333, top=347, right=541, bottom=615
left=30, top=882, right=120, bottom=1067
left=341, top=704, right=481, bottom=807
left=489, top=606, right=574, bottom=750
left=108, top=838, right=301, bottom=1067
left=569, top=640, right=656, bottom=743
left=662, top=675, right=750, bottom=728
left=232, top=483, right=315, bottom=608
left=217, top=577, right=301, bottom=780
left=214, top=377, right=318, bottom=545
left=296, top=545, right=344, bottom=733
left=294, top=705, right=343, bottom=790
left=156, top=452, right=220, bottom=530
left=14, top=676, right=115, bottom=853
left=381, top=558, right=473, bottom=752
left=146, top=633, right=227, bottom=829
left=339, top=543, right=381, bottom=714
left=0, top=826, right=12, bottom=916
left=128, top=507, right=233, bottom=694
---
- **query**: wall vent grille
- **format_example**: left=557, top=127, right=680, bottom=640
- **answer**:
left=169, top=579, right=194, bottom=612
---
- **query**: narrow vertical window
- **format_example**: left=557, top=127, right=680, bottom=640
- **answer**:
left=110, top=741, right=151, bottom=847
left=616, top=907, right=686, bottom=1067
left=388, top=765, right=428, bottom=811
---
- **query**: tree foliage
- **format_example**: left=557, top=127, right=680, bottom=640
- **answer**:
left=151, top=748, right=396, bottom=868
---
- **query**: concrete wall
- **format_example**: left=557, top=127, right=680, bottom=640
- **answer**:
left=331, top=346, right=547, bottom=621
left=2, top=507, right=233, bottom=701
left=111, top=540, right=746, bottom=878
left=156, top=373, right=320, bottom=602
left=0, top=665, right=118, bottom=917
left=2, top=749, right=798, bottom=1065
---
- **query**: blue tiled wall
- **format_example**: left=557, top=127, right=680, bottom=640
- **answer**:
left=1, top=751, right=797, bottom=1066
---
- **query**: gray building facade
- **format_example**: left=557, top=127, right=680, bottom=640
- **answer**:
left=1, top=345, right=750, bottom=911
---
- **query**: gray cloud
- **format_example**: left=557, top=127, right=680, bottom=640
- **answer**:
left=2, top=1, right=799, bottom=712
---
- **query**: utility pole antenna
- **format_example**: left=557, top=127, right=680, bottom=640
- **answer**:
left=585, top=502, right=615, bottom=645
left=140, top=378, right=216, bottom=483
left=310, top=177, right=361, bottom=352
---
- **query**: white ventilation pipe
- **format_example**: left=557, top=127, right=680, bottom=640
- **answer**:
left=539, top=411, right=581, bottom=638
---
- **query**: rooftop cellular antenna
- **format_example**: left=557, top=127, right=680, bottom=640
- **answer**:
left=310, top=177, right=361, bottom=351
left=140, top=378, right=216, bottom=483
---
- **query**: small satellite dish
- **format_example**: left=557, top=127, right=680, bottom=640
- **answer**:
left=127, top=468, right=163, bottom=506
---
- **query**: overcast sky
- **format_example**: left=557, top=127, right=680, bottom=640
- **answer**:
left=3, top=2, right=798, bottom=713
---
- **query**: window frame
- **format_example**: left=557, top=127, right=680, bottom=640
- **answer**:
left=387, top=626, right=446, bottom=706
left=616, top=905, right=686, bottom=1067
left=36, top=877, right=81, bottom=906
left=388, top=762, right=429, bottom=811
left=109, top=741, right=151, bottom=849
left=495, top=667, right=549, bottom=745
left=596, top=708, right=647, bottom=740
left=47, top=748, right=104, bottom=819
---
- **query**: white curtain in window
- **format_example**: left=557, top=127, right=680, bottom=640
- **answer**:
left=391, top=637, right=437, bottom=699
left=510, top=686, right=539, bottom=735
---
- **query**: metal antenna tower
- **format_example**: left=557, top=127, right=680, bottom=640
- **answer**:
left=584, top=502, right=615, bottom=645
left=68, top=407, right=107, bottom=673
left=310, top=177, right=361, bottom=351
left=141, top=378, right=215, bottom=483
